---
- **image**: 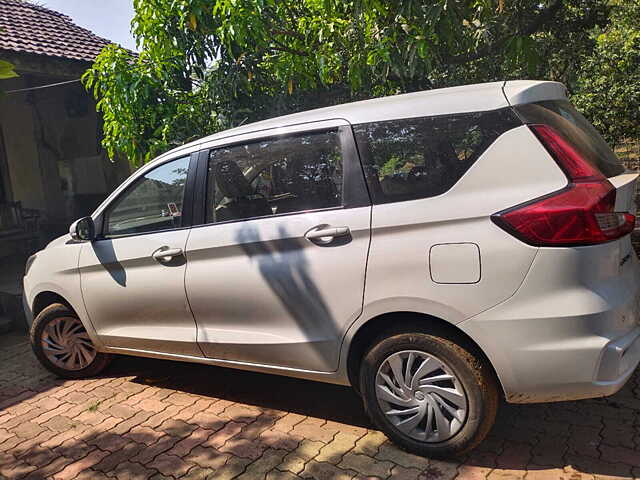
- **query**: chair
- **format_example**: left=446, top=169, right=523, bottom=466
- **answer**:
left=0, top=201, right=41, bottom=255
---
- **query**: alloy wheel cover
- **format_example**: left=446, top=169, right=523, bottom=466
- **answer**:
left=41, top=317, right=97, bottom=371
left=375, top=350, right=468, bottom=442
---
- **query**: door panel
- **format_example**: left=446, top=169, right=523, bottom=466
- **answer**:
left=185, top=207, right=370, bottom=371
left=185, top=123, right=371, bottom=372
left=79, top=155, right=201, bottom=357
left=79, top=230, right=200, bottom=356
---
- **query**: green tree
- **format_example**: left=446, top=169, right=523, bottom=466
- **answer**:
left=84, top=0, right=609, bottom=166
left=572, top=0, right=640, bottom=148
left=0, top=60, right=18, bottom=80
left=0, top=60, right=19, bottom=96
left=0, top=27, right=19, bottom=90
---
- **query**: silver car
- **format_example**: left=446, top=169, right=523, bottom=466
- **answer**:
left=23, top=80, right=640, bottom=457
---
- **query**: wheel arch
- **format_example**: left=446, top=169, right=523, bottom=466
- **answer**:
left=29, top=288, right=103, bottom=350
left=345, top=311, right=504, bottom=398
left=32, top=291, right=75, bottom=319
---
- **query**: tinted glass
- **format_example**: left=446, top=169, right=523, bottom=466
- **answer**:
left=104, top=156, right=190, bottom=237
left=206, top=130, right=343, bottom=223
left=514, top=100, right=624, bottom=177
left=353, top=108, right=520, bottom=204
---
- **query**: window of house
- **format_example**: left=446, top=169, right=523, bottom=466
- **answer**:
left=103, top=156, right=190, bottom=237
left=0, top=126, right=9, bottom=203
left=352, top=108, right=521, bottom=204
left=0, top=162, right=6, bottom=203
left=205, top=130, right=343, bottom=224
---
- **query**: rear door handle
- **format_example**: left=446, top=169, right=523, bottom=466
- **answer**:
left=305, top=226, right=350, bottom=245
left=152, top=247, right=183, bottom=263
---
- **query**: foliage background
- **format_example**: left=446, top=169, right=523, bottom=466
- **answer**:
left=82, top=0, right=640, bottom=167
left=0, top=27, right=19, bottom=90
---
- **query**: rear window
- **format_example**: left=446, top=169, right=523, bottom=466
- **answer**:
left=514, top=100, right=625, bottom=178
left=353, top=108, right=521, bottom=204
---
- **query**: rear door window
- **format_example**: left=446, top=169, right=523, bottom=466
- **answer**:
left=514, top=100, right=624, bottom=178
left=205, top=130, right=343, bottom=224
left=353, top=108, right=521, bottom=204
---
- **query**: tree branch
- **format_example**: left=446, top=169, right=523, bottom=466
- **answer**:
left=445, top=0, right=564, bottom=65
left=271, top=38, right=309, bottom=57
left=271, top=29, right=305, bottom=41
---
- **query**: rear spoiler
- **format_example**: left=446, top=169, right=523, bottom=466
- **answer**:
left=502, top=80, right=569, bottom=107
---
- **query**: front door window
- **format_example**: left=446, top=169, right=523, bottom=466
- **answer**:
left=103, top=156, right=190, bottom=237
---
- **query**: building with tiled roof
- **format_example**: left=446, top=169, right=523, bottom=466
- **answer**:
left=0, top=0, right=130, bottom=290
left=0, top=0, right=112, bottom=62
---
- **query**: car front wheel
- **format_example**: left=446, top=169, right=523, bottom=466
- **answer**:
left=30, top=303, right=111, bottom=379
left=359, top=332, right=498, bottom=458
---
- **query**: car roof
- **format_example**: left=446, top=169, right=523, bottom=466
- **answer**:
left=155, top=79, right=567, bottom=162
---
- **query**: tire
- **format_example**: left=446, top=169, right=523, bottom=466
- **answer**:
left=30, top=303, right=112, bottom=379
left=359, top=332, right=498, bottom=458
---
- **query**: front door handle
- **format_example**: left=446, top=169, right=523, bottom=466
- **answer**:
left=305, top=225, right=351, bottom=245
left=152, top=246, right=183, bottom=263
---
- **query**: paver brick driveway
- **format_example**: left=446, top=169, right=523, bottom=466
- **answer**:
left=1, top=332, right=639, bottom=480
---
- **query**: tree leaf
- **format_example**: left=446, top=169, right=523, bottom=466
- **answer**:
left=0, top=59, right=18, bottom=80
left=82, top=0, right=636, bottom=166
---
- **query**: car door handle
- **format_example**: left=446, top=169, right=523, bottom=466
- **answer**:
left=305, top=226, right=351, bottom=244
left=152, top=247, right=183, bottom=263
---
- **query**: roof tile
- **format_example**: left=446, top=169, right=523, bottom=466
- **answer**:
left=0, top=0, right=114, bottom=62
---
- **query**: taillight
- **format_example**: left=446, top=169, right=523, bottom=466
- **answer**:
left=491, top=124, right=635, bottom=246
left=528, top=124, right=604, bottom=181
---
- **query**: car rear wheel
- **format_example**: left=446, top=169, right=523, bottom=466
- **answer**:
left=30, top=303, right=111, bottom=379
left=359, top=332, right=498, bottom=458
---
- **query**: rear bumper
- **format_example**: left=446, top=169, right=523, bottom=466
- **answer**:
left=596, top=326, right=640, bottom=384
left=460, top=240, right=640, bottom=404
left=464, top=319, right=640, bottom=404
left=503, top=326, right=640, bottom=403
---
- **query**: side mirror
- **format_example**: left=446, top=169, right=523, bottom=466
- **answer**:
left=69, top=216, right=95, bottom=241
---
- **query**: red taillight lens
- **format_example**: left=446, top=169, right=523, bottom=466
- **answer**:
left=529, top=124, right=605, bottom=181
left=493, top=182, right=635, bottom=246
left=492, top=124, right=635, bottom=246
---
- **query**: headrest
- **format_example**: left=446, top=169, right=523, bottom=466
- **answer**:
left=213, top=160, right=253, bottom=198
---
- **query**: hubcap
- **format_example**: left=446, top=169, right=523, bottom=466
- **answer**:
left=375, top=350, right=468, bottom=443
left=41, top=317, right=96, bottom=371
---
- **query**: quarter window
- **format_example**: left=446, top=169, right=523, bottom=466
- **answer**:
left=104, top=156, right=190, bottom=237
left=206, top=130, right=343, bottom=224
left=353, top=108, right=521, bottom=204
